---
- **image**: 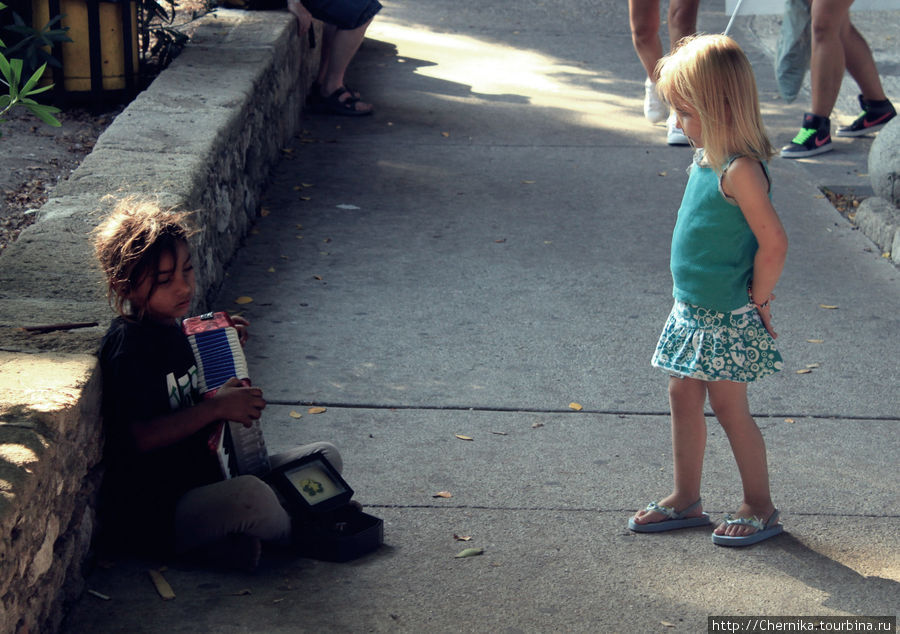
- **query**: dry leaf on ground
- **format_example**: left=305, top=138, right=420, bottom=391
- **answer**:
left=308, top=406, right=327, bottom=414
left=455, top=547, right=484, bottom=558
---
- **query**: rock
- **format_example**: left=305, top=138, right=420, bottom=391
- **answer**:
left=868, top=117, right=900, bottom=207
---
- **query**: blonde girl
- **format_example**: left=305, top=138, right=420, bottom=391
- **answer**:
left=628, top=34, right=789, bottom=546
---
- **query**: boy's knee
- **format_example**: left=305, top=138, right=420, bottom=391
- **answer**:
left=228, top=475, right=280, bottom=513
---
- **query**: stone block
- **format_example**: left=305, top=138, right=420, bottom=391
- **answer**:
left=869, top=117, right=900, bottom=207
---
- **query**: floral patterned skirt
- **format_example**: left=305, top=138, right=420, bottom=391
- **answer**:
left=651, top=301, right=783, bottom=382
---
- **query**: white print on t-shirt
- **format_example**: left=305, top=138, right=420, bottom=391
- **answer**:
left=166, top=365, right=199, bottom=410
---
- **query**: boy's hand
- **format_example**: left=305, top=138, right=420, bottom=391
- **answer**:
left=215, top=377, right=266, bottom=426
left=232, top=315, right=250, bottom=346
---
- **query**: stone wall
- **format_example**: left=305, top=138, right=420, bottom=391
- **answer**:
left=0, top=9, right=318, bottom=633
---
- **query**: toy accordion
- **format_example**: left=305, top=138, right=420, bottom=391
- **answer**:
left=182, top=311, right=270, bottom=478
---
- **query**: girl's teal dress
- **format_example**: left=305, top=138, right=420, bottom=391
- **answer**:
left=652, top=151, right=783, bottom=382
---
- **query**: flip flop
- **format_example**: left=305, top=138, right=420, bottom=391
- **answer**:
left=628, top=499, right=712, bottom=533
left=711, top=509, right=783, bottom=547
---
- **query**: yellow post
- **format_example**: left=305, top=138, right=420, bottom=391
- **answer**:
left=31, top=0, right=138, bottom=92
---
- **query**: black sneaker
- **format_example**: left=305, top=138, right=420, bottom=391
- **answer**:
left=780, top=113, right=832, bottom=158
left=835, top=95, right=896, bottom=137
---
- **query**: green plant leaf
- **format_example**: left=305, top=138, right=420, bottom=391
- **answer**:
left=19, top=62, right=47, bottom=96
left=0, top=53, right=12, bottom=85
left=23, top=102, right=61, bottom=127
left=7, top=56, right=22, bottom=96
left=22, top=81, right=52, bottom=97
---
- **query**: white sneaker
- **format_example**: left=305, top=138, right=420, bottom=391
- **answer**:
left=644, top=78, right=667, bottom=124
left=666, top=113, right=690, bottom=145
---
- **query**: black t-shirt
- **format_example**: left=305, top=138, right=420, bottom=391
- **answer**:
left=98, top=317, right=223, bottom=552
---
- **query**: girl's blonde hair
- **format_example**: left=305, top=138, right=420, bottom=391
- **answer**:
left=656, top=33, right=774, bottom=171
left=93, top=198, right=196, bottom=319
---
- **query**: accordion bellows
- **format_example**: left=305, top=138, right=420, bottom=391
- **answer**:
left=182, top=312, right=270, bottom=478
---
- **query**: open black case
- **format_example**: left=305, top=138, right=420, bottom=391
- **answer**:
left=266, top=453, right=383, bottom=562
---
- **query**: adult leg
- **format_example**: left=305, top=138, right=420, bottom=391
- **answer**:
left=840, top=20, right=887, bottom=102
left=707, top=381, right=775, bottom=537
left=667, top=0, right=699, bottom=49
left=629, top=0, right=663, bottom=80
left=318, top=19, right=374, bottom=113
left=809, top=0, right=854, bottom=118
left=632, top=376, right=708, bottom=525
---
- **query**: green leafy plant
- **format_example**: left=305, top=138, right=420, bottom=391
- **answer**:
left=0, top=2, right=61, bottom=133
left=140, top=0, right=216, bottom=72
left=1, top=7, right=71, bottom=79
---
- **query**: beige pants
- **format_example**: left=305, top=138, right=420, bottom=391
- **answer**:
left=173, top=442, right=342, bottom=553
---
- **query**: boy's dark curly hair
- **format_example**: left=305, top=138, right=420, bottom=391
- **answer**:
left=93, top=198, right=197, bottom=319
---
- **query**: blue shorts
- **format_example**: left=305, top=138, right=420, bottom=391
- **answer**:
left=301, top=0, right=382, bottom=30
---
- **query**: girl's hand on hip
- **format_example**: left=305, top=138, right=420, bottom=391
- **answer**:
left=755, top=299, right=777, bottom=339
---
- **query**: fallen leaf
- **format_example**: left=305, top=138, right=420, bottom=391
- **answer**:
left=302, top=183, right=313, bottom=188
left=658, top=171, right=667, bottom=177
left=87, top=589, right=110, bottom=601
left=494, top=238, right=507, bottom=243
left=661, top=622, right=676, bottom=628
left=147, top=569, right=175, bottom=600
left=522, top=180, right=535, bottom=184
left=453, top=534, right=472, bottom=541
left=490, top=431, right=508, bottom=436
left=785, top=418, right=795, bottom=423
left=441, top=131, right=450, bottom=137
left=532, top=422, right=544, bottom=429
left=314, top=275, right=323, bottom=280
left=289, top=410, right=302, bottom=419
left=806, top=363, right=820, bottom=369
left=455, top=547, right=484, bottom=558
left=308, top=407, right=327, bottom=414
left=819, top=304, right=839, bottom=310
left=295, top=224, right=303, bottom=230
left=260, top=207, right=271, bottom=217
left=455, top=434, right=474, bottom=441
left=267, top=267, right=275, bottom=273
left=293, top=186, right=302, bottom=191
left=806, top=339, right=824, bottom=343
left=433, top=491, right=452, bottom=498
left=568, top=402, right=583, bottom=411
left=234, top=296, right=253, bottom=305
left=300, top=196, right=311, bottom=201
left=796, top=369, right=812, bottom=374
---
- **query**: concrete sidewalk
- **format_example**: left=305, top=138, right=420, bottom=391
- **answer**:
left=63, top=1, right=899, bottom=632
